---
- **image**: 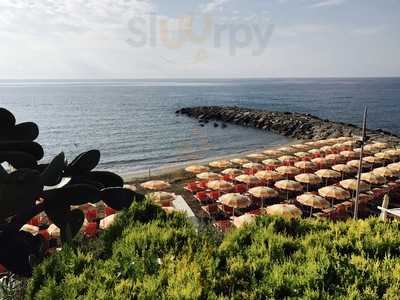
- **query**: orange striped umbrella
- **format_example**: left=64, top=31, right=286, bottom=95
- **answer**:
left=295, top=173, right=322, bottom=185
left=363, top=156, right=386, bottom=165
left=297, top=193, right=330, bottom=209
left=255, top=170, right=283, bottom=181
left=276, top=166, right=301, bottom=177
left=207, top=180, right=234, bottom=191
left=315, top=169, right=341, bottom=179
left=372, top=167, right=400, bottom=178
left=196, top=172, right=221, bottom=180
left=275, top=180, right=303, bottom=192
left=266, top=204, right=302, bottom=218
left=388, top=163, right=400, bottom=172
left=294, top=161, right=317, bottom=171
left=209, top=160, right=233, bottom=169
left=332, top=164, right=357, bottom=174
left=278, top=155, right=298, bottom=163
left=262, top=159, right=281, bottom=167
left=219, top=193, right=252, bottom=216
left=360, top=172, right=386, bottom=185
left=141, top=180, right=170, bottom=190
left=246, top=153, right=266, bottom=161
left=248, top=186, right=279, bottom=200
left=318, top=186, right=350, bottom=203
left=242, top=162, right=265, bottom=170
left=340, top=151, right=358, bottom=159
left=185, top=165, right=209, bottom=174
left=222, top=168, right=243, bottom=176
left=230, top=158, right=250, bottom=165
left=339, top=179, right=369, bottom=192
left=263, top=149, right=285, bottom=157
left=235, top=174, right=260, bottom=185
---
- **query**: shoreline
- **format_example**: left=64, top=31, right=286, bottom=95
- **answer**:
left=123, top=139, right=297, bottom=183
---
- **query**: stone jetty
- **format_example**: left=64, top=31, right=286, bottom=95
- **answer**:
left=176, top=106, right=399, bottom=143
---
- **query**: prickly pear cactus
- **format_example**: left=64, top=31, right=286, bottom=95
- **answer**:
left=0, top=108, right=143, bottom=277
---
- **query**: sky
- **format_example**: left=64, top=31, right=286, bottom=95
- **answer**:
left=0, top=0, right=399, bottom=79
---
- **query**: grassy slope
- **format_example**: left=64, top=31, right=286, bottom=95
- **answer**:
left=27, top=200, right=400, bottom=300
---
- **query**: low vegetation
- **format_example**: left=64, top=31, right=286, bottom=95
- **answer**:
left=27, top=200, right=400, bottom=299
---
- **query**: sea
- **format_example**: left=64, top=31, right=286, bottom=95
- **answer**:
left=1, top=78, right=399, bottom=176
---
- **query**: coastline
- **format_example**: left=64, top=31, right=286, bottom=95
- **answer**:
left=123, top=139, right=297, bottom=183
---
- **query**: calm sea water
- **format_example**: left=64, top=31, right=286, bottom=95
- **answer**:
left=0, top=78, right=399, bottom=175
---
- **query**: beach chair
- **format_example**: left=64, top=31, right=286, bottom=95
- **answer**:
left=197, top=180, right=208, bottom=190
left=222, top=174, right=233, bottom=182
left=84, top=222, right=97, bottom=238
left=235, top=184, right=248, bottom=194
left=201, top=203, right=219, bottom=217
left=184, top=181, right=199, bottom=193
left=208, top=190, right=221, bottom=202
left=195, top=191, right=209, bottom=204
left=85, top=210, right=97, bottom=222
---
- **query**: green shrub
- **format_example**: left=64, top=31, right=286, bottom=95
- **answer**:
left=27, top=201, right=400, bottom=299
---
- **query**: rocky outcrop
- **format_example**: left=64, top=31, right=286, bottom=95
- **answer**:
left=176, top=106, right=400, bottom=143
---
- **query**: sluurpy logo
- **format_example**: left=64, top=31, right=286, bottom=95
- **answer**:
left=127, top=13, right=274, bottom=59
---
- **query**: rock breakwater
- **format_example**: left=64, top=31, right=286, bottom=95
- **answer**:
left=176, top=106, right=399, bottom=143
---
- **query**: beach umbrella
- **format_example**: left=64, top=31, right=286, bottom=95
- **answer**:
left=294, top=151, right=310, bottom=158
left=196, top=172, right=221, bottom=181
left=278, top=147, right=296, bottom=153
left=275, top=180, right=303, bottom=201
left=347, top=160, right=373, bottom=170
left=246, top=153, right=266, bottom=161
left=262, top=149, right=285, bottom=157
left=221, top=168, right=243, bottom=176
left=296, top=193, right=330, bottom=216
left=297, top=193, right=330, bottom=209
left=295, top=173, right=321, bottom=191
left=388, top=163, right=400, bottom=172
left=235, top=174, right=260, bottom=185
left=248, top=186, right=279, bottom=207
left=141, top=180, right=170, bottom=190
left=325, top=154, right=345, bottom=164
left=232, top=214, right=256, bottom=228
left=363, top=145, right=380, bottom=153
left=255, top=170, right=283, bottom=183
left=308, top=148, right=324, bottom=155
left=318, top=186, right=350, bottom=206
left=242, top=162, right=265, bottom=170
left=294, top=161, right=317, bottom=171
left=342, top=140, right=359, bottom=148
left=375, top=152, right=394, bottom=161
left=262, top=159, right=281, bottom=168
left=332, top=164, right=357, bottom=175
left=292, top=144, right=310, bottom=150
left=360, top=172, right=386, bottom=185
left=207, top=180, right=234, bottom=191
left=372, top=142, right=389, bottom=149
left=230, top=158, right=250, bottom=165
left=315, top=169, right=341, bottom=186
left=248, top=186, right=279, bottom=199
left=278, top=155, right=298, bottom=164
left=185, top=165, right=209, bottom=174
left=363, top=156, right=386, bottom=165
left=332, top=143, right=346, bottom=151
left=339, top=179, right=369, bottom=192
left=305, top=141, right=318, bottom=146
left=209, top=160, right=233, bottom=169
left=311, top=157, right=331, bottom=169
left=218, top=193, right=252, bottom=216
left=265, top=204, right=302, bottom=218
left=320, top=146, right=334, bottom=153
left=275, top=180, right=303, bottom=191
left=340, top=151, right=358, bottom=159
left=149, top=192, right=176, bottom=206
left=353, top=147, right=373, bottom=156
left=315, top=169, right=341, bottom=179
left=383, top=149, right=400, bottom=160
left=372, top=167, right=400, bottom=178
left=276, top=166, right=301, bottom=177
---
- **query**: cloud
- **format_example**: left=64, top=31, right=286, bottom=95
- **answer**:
left=351, top=26, right=385, bottom=36
left=275, top=24, right=331, bottom=37
left=201, top=0, right=232, bottom=13
left=0, top=0, right=154, bottom=37
left=311, top=0, right=347, bottom=7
